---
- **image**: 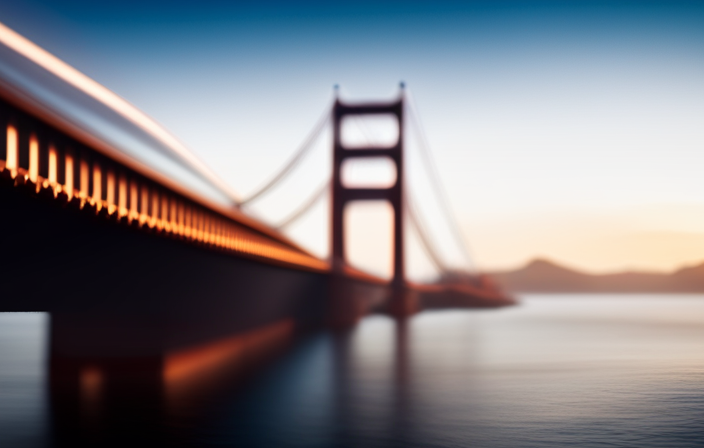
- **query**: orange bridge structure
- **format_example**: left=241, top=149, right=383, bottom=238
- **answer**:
left=0, top=24, right=514, bottom=406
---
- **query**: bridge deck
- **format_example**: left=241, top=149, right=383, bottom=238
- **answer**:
left=0, top=32, right=513, bottom=385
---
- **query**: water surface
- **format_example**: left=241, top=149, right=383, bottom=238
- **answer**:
left=2, top=295, right=704, bottom=447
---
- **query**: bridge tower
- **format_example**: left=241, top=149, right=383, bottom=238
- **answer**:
left=329, top=92, right=418, bottom=324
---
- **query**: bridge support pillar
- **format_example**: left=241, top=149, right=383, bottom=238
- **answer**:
left=330, top=92, right=418, bottom=324
left=327, top=272, right=392, bottom=329
left=386, top=284, right=420, bottom=318
left=327, top=273, right=369, bottom=329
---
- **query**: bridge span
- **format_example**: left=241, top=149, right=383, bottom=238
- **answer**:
left=0, top=23, right=513, bottom=402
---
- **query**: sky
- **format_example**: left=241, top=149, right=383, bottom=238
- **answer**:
left=2, top=1, right=704, bottom=277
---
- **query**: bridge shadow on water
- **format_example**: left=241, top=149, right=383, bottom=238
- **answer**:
left=168, top=317, right=420, bottom=448
left=47, top=315, right=422, bottom=448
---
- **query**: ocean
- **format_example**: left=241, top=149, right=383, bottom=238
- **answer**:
left=2, top=295, right=704, bottom=447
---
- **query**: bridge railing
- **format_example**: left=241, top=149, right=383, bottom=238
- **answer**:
left=0, top=97, right=327, bottom=272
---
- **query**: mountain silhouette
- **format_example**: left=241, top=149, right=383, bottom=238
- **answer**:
left=489, top=258, right=704, bottom=293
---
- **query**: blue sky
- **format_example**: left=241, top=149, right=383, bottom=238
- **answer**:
left=3, top=1, right=704, bottom=275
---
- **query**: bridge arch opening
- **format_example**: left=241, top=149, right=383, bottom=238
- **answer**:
left=343, top=200, right=395, bottom=280
left=341, top=156, right=397, bottom=189
left=340, top=113, right=399, bottom=149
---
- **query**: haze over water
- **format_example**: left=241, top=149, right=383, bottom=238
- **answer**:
left=3, top=296, right=704, bottom=447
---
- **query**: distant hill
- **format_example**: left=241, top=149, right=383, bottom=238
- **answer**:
left=488, top=258, right=704, bottom=293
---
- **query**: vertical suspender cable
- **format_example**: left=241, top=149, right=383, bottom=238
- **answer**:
left=404, top=89, right=475, bottom=271
left=405, top=190, right=447, bottom=274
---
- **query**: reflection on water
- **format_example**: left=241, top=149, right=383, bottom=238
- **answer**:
left=3, top=296, right=704, bottom=447
left=0, top=313, right=48, bottom=448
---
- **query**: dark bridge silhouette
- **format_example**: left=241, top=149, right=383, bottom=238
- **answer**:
left=0, top=24, right=513, bottom=420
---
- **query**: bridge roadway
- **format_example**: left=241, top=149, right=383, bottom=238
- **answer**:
left=0, top=152, right=512, bottom=361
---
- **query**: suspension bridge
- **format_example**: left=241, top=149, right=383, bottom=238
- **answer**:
left=0, top=24, right=513, bottom=392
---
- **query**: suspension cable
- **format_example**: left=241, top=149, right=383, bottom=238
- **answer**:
left=404, top=89, right=475, bottom=270
left=274, top=179, right=330, bottom=230
left=405, top=192, right=447, bottom=273
left=239, top=107, right=331, bottom=206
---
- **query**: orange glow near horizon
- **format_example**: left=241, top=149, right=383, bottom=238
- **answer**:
left=465, top=205, right=704, bottom=274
